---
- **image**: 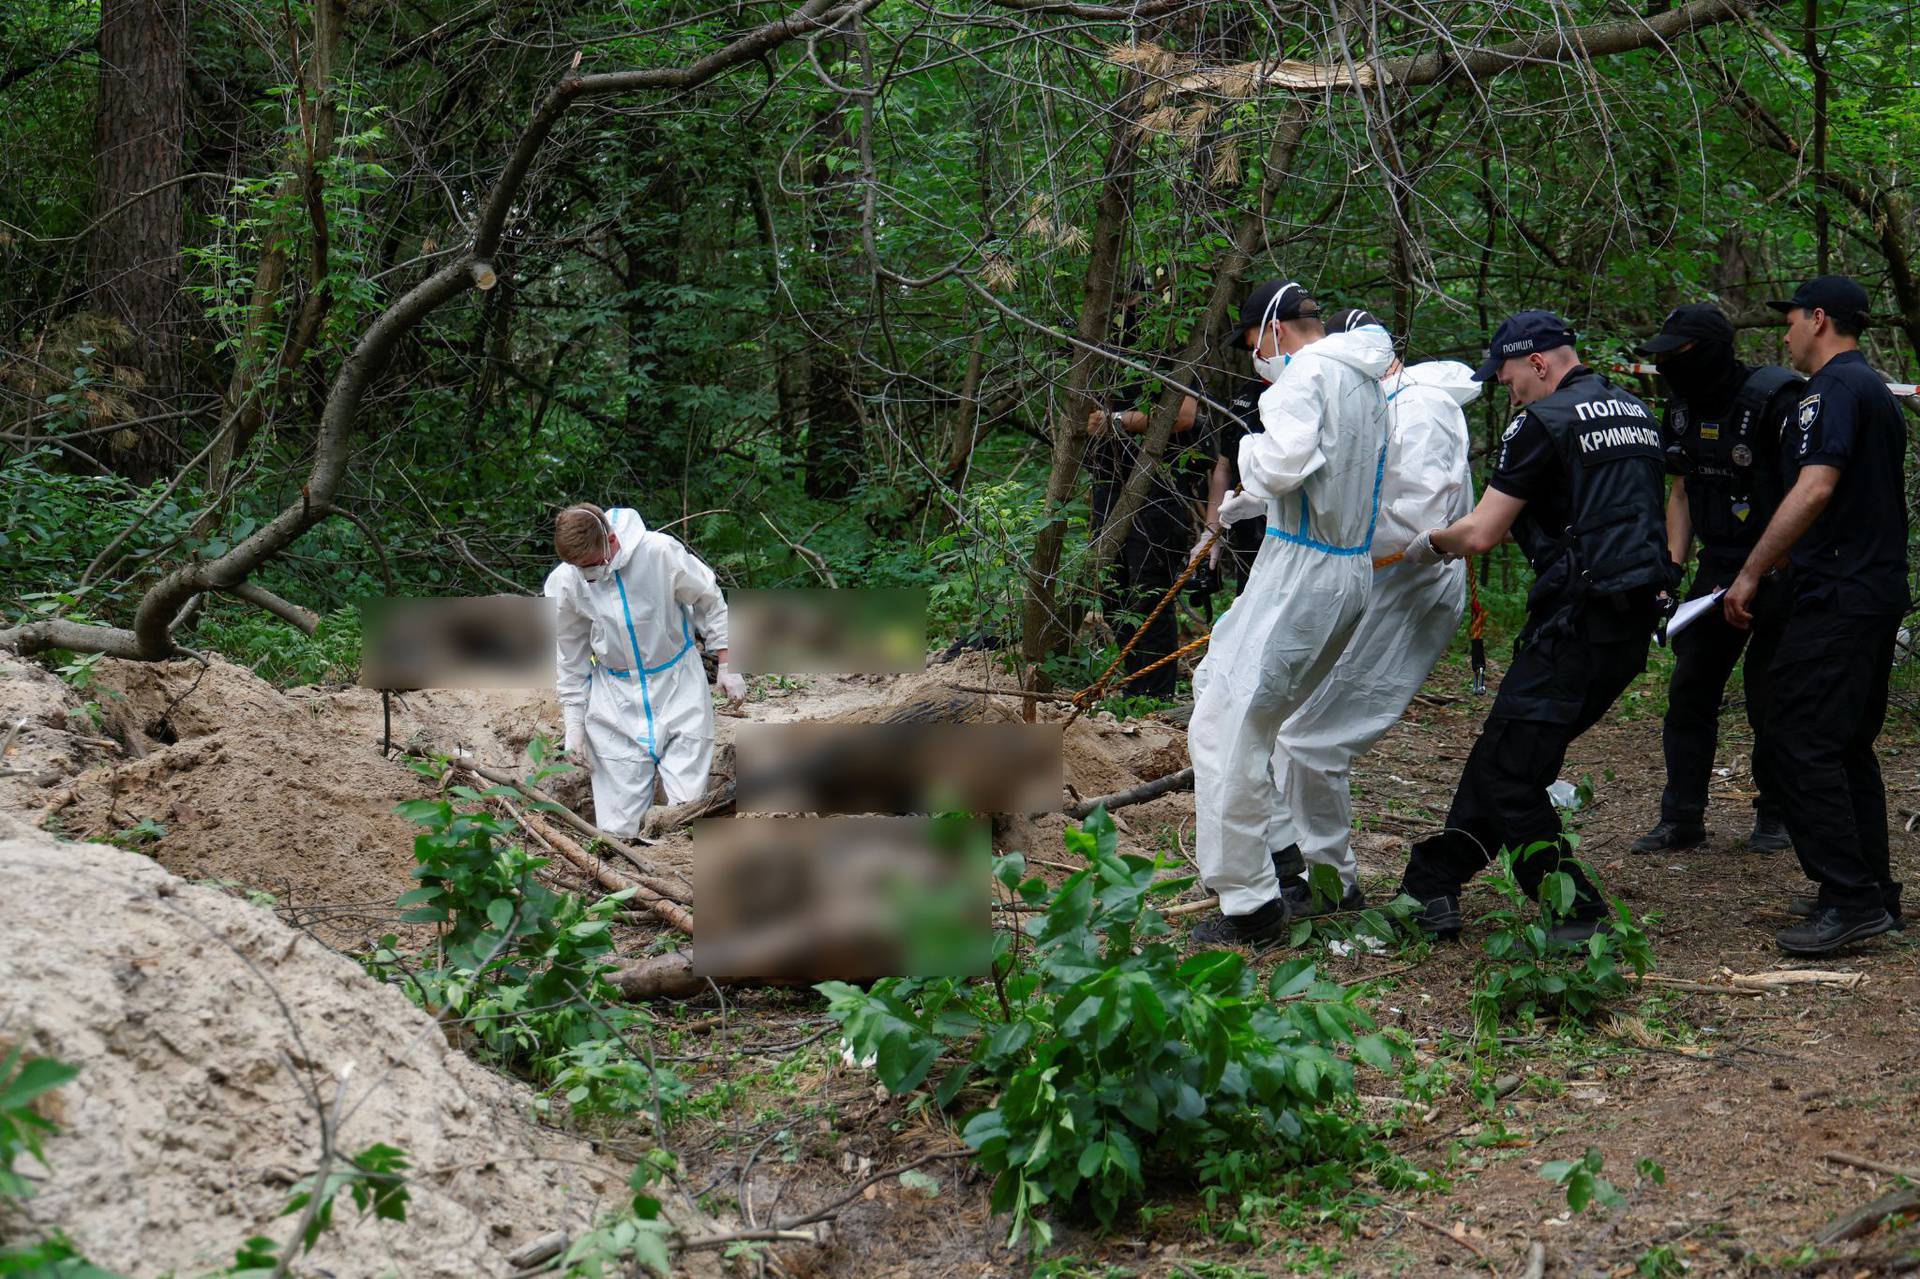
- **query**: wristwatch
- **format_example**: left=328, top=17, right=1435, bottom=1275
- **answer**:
left=1110, top=411, right=1127, bottom=433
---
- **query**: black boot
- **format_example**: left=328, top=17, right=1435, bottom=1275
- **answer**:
left=1189, top=895, right=1292, bottom=946
left=1786, top=892, right=1905, bottom=931
left=1747, top=813, right=1792, bottom=853
left=1630, top=820, right=1706, bottom=854
left=1280, top=877, right=1367, bottom=919
left=1402, top=891, right=1462, bottom=940
left=1777, top=906, right=1895, bottom=956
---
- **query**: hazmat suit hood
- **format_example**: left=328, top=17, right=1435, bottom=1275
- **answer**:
left=1371, top=359, right=1477, bottom=558
left=1300, top=325, right=1396, bottom=381
left=1388, top=359, right=1481, bottom=408
left=604, top=506, right=648, bottom=573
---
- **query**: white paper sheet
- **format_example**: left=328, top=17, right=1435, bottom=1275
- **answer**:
left=1665, top=587, right=1726, bottom=639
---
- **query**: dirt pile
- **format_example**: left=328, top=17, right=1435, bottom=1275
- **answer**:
left=39, top=658, right=569, bottom=949
left=0, top=815, right=652, bottom=1277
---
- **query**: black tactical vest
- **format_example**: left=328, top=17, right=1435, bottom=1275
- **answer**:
left=1513, top=371, right=1674, bottom=604
left=1664, top=365, right=1801, bottom=555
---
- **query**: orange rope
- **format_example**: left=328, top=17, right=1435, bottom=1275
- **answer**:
left=1069, top=533, right=1474, bottom=718
left=1067, top=526, right=1220, bottom=719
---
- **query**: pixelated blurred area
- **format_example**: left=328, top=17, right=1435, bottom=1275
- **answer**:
left=691, top=816, right=991, bottom=979
left=733, top=722, right=1063, bottom=815
left=359, top=596, right=554, bottom=690
left=728, top=588, right=927, bottom=674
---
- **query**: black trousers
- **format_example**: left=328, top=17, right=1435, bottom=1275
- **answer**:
left=1110, top=527, right=1182, bottom=699
left=1659, top=572, right=1787, bottom=825
left=1763, top=607, right=1902, bottom=914
left=1403, top=600, right=1653, bottom=917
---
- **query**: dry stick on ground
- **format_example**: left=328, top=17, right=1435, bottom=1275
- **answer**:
left=1393, top=1209, right=1495, bottom=1273
left=942, top=682, right=1079, bottom=703
left=434, top=750, right=686, bottom=890
left=1823, top=1151, right=1920, bottom=1179
left=1517, top=1241, right=1547, bottom=1279
left=511, top=804, right=690, bottom=907
left=1628, top=974, right=1765, bottom=998
left=1062, top=767, right=1194, bottom=820
left=506, top=803, right=694, bottom=934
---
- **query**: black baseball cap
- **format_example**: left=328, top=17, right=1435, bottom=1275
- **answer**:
left=1767, top=274, right=1870, bottom=328
left=1234, top=280, right=1319, bottom=349
left=1635, top=303, right=1736, bottom=356
left=1326, top=307, right=1386, bottom=335
left=1474, top=310, right=1577, bottom=382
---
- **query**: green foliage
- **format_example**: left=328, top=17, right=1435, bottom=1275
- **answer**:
left=281, top=1143, right=413, bottom=1254
left=1540, top=1146, right=1625, bottom=1214
left=1470, top=846, right=1656, bottom=1032
left=1539, top=1149, right=1665, bottom=1218
left=194, top=605, right=362, bottom=685
left=0, top=1044, right=79, bottom=1201
left=108, top=817, right=166, bottom=850
left=560, top=1156, right=679, bottom=1278
left=377, top=741, right=684, bottom=1119
left=1636, top=1242, right=1688, bottom=1277
left=822, top=809, right=1409, bottom=1253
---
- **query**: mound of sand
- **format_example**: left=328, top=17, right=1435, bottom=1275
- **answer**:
left=42, top=659, right=575, bottom=950
left=0, top=816, right=684, bottom=1277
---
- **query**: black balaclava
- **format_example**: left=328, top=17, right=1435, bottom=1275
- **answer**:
left=1655, top=340, right=1744, bottom=412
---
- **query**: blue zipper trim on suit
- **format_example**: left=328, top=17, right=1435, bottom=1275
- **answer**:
left=1264, top=399, right=1390, bottom=557
left=602, top=613, right=695, bottom=679
left=613, top=573, right=663, bottom=766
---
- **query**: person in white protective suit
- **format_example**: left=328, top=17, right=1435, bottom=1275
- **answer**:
left=545, top=503, right=747, bottom=837
left=1267, top=308, right=1479, bottom=916
left=1187, top=281, right=1396, bottom=945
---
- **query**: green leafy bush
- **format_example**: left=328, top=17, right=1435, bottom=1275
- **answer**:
left=375, top=743, right=683, bottom=1119
left=1471, top=845, right=1656, bottom=1033
left=822, top=809, right=1408, bottom=1252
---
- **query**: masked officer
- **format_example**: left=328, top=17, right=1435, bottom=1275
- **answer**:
left=1400, top=312, right=1673, bottom=942
left=1724, top=275, right=1910, bottom=955
left=1195, top=283, right=1301, bottom=590
left=1629, top=304, right=1803, bottom=855
left=1086, top=280, right=1210, bottom=699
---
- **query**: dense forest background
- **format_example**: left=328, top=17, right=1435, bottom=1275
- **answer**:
left=2, top=0, right=1917, bottom=690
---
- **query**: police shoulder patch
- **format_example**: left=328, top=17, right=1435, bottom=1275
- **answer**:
left=1501, top=414, right=1525, bottom=442
left=1797, top=393, right=1822, bottom=430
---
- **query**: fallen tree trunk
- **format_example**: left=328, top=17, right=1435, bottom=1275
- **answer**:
left=612, top=951, right=704, bottom=1000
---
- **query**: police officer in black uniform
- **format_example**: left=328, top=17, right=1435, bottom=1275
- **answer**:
left=1629, top=304, right=1802, bottom=855
left=1086, top=355, right=1211, bottom=699
left=1723, top=275, right=1910, bottom=955
left=1397, top=312, right=1673, bottom=942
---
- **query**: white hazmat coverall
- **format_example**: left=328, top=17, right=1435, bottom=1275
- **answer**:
left=1270, top=360, right=1480, bottom=889
left=545, top=507, right=729, bottom=836
left=1190, top=325, right=1395, bottom=916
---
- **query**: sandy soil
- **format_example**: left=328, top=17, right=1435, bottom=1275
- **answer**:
left=6, top=642, right=1918, bottom=1277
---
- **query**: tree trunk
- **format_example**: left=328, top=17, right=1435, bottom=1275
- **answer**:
left=1083, top=107, right=1310, bottom=590
left=802, top=40, right=865, bottom=500
left=199, top=0, right=345, bottom=533
left=1016, top=75, right=1146, bottom=694
left=90, top=0, right=189, bottom=483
